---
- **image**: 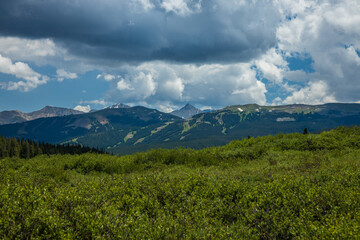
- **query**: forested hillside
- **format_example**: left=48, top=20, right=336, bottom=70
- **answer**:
left=0, top=136, right=104, bottom=159
left=1, top=126, right=360, bottom=238
left=1, top=103, right=359, bottom=155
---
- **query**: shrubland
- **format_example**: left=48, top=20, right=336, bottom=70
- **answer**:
left=1, top=126, right=360, bottom=239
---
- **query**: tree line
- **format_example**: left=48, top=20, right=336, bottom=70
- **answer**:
left=0, top=136, right=105, bottom=159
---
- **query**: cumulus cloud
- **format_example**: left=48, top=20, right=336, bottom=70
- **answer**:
left=282, top=81, right=336, bottom=105
left=276, top=0, right=360, bottom=103
left=160, top=0, right=198, bottom=16
left=116, top=79, right=134, bottom=91
left=0, top=54, right=48, bottom=91
left=255, top=48, right=288, bottom=83
left=74, top=105, right=91, bottom=113
left=105, top=61, right=267, bottom=109
left=0, top=37, right=57, bottom=61
left=56, top=69, right=78, bottom=82
left=97, top=73, right=118, bottom=82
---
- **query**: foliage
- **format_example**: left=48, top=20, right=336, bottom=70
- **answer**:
left=0, top=136, right=105, bottom=159
left=1, top=126, right=360, bottom=239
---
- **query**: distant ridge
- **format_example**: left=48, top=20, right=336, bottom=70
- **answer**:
left=27, top=106, right=83, bottom=119
left=1, top=103, right=360, bottom=155
left=0, top=106, right=83, bottom=125
left=171, top=104, right=203, bottom=119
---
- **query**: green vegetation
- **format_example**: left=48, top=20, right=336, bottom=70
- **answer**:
left=1, top=126, right=360, bottom=239
left=0, top=136, right=104, bottom=159
left=1, top=103, right=360, bottom=155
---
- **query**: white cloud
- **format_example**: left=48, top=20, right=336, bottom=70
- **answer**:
left=80, top=99, right=108, bottom=106
left=131, top=72, right=157, bottom=99
left=104, top=74, right=116, bottom=81
left=74, top=105, right=91, bottom=113
left=161, top=0, right=195, bottom=16
left=276, top=0, right=360, bottom=103
left=56, top=69, right=78, bottom=82
left=283, top=81, right=336, bottom=105
left=0, top=37, right=57, bottom=61
left=254, top=48, right=288, bottom=83
left=97, top=73, right=117, bottom=81
left=117, top=79, right=134, bottom=90
left=0, top=54, right=49, bottom=91
left=162, top=78, right=184, bottom=100
left=106, top=61, right=267, bottom=109
left=158, top=104, right=174, bottom=113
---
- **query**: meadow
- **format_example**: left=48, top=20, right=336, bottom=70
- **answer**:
left=1, top=126, right=360, bottom=239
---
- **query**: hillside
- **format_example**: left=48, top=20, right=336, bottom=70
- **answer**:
left=0, top=106, right=181, bottom=143
left=1, top=126, right=360, bottom=239
left=0, top=103, right=359, bottom=154
left=83, top=103, right=360, bottom=154
left=0, top=106, right=83, bottom=125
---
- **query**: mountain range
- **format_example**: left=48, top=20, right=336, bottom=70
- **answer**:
left=0, top=106, right=83, bottom=125
left=0, top=103, right=359, bottom=154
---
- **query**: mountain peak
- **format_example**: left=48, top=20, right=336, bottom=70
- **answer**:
left=183, top=103, right=196, bottom=109
left=171, top=104, right=203, bottom=119
left=107, top=103, right=130, bottom=109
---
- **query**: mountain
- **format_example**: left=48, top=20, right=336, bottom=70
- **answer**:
left=0, top=110, right=29, bottom=125
left=0, top=106, right=83, bottom=125
left=171, top=104, right=203, bottom=119
left=0, top=103, right=359, bottom=155
left=107, top=103, right=130, bottom=109
left=26, top=106, right=83, bottom=119
left=0, top=106, right=181, bottom=144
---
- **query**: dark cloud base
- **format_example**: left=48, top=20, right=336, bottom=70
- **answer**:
left=0, top=0, right=279, bottom=64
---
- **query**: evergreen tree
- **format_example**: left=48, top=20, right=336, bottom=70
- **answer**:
left=303, top=128, right=308, bottom=134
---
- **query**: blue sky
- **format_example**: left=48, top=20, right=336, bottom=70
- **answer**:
left=0, top=0, right=359, bottom=113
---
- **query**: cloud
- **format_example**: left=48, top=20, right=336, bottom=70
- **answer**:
left=74, top=105, right=91, bottom=113
left=276, top=0, right=360, bottom=103
left=80, top=99, right=108, bottom=107
left=56, top=69, right=78, bottom=82
left=282, top=81, right=336, bottom=105
left=103, top=74, right=116, bottom=82
left=1, top=0, right=360, bottom=107
left=255, top=48, right=288, bottom=83
left=96, top=73, right=118, bottom=81
left=116, top=79, right=134, bottom=91
left=160, top=0, right=198, bottom=16
left=136, top=0, right=154, bottom=11
left=0, top=0, right=279, bottom=64
left=0, top=54, right=48, bottom=91
left=105, top=61, right=267, bottom=109
left=0, top=37, right=57, bottom=61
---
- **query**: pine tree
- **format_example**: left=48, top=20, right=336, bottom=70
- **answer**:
left=303, top=128, right=308, bottom=135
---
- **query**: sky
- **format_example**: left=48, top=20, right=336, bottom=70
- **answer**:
left=0, top=0, right=359, bottom=113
